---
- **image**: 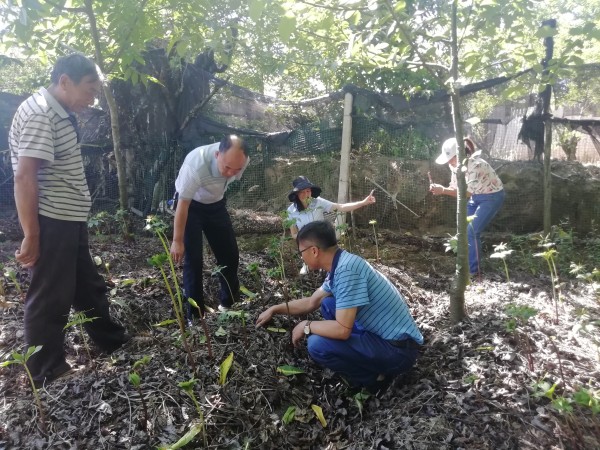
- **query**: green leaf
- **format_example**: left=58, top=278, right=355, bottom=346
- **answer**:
left=219, top=352, right=234, bottom=386
left=248, top=0, right=265, bottom=22
left=178, top=378, right=197, bottom=392
left=159, top=423, right=204, bottom=450
left=240, top=285, right=257, bottom=299
left=154, top=319, right=177, bottom=327
left=278, top=14, right=296, bottom=43
left=311, top=404, right=327, bottom=427
left=266, top=327, right=287, bottom=333
left=277, top=365, right=305, bottom=376
left=215, top=326, right=228, bottom=336
left=25, top=345, right=42, bottom=360
left=129, top=372, right=141, bottom=387
left=188, top=298, right=200, bottom=309
left=282, top=405, right=296, bottom=425
left=132, top=356, right=151, bottom=371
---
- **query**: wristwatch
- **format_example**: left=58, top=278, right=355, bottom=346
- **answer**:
left=304, top=321, right=312, bottom=336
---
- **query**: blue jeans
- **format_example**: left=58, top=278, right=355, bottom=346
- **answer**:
left=467, top=190, right=505, bottom=274
left=306, top=296, right=418, bottom=389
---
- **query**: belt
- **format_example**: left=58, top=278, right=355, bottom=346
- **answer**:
left=388, top=339, right=422, bottom=350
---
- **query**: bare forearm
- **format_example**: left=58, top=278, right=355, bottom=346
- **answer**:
left=336, top=199, right=367, bottom=212
left=270, top=297, right=319, bottom=316
left=14, top=173, right=40, bottom=237
left=172, top=199, right=190, bottom=243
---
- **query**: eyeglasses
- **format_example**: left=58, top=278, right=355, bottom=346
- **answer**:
left=297, top=245, right=317, bottom=257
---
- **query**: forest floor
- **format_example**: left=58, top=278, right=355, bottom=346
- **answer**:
left=0, top=214, right=599, bottom=450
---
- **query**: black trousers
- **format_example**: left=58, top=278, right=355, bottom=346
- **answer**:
left=25, top=216, right=127, bottom=383
left=183, top=199, right=240, bottom=316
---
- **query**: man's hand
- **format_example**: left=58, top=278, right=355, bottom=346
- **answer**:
left=292, top=320, right=308, bottom=347
left=255, top=307, right=274, bottom=328
left=429, top=183, right=446, bottom=195
left=170, top=240, right=185, bottom=264
left=16, top=235, right=40, bottom=268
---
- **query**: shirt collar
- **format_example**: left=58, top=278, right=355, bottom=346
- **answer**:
left=40, top=87, right=70, bottom=119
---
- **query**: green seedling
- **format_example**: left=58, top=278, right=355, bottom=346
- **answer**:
left=129, top=356, right=152, bottom=430
left=335, top=217, right=351, bottom=251
left=221, top=310, right=248, bottom=348
left=3, top=267, right=23, bottom=297
left=188, top=298, right=213, bottom=359
left=178, top=379, right=207, bottom=448
left=282, top=405, right=296, bottom=425
left=573, top=387, right=600, bottom=415
left=64, top=312, right=99, bottom=377
left=211, top=265, right=236, bottom=306
left=491, top=242, right=514, bottom=284
left=245, top=262, right=262, bottom=291
left=534, top=238, right=561, bottom=324
left=219, top=352, right=234, bottom=386
left=505, top=303, right=538, bottom=371
left=369, top=220, right=380, bottom=263
left=145, top=216, right=196, bottom=373
left=1, top=345, right=46, bottom=432
left=444, top=233, right=458, bottom=254
left=353, top=390, right=370, bottom=417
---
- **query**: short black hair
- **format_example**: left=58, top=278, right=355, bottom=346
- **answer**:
left=297, top=221, right=337, bottom=249
left=219, top=135, right=248, bottom=156
left=50, top=54, right=99, bottom=85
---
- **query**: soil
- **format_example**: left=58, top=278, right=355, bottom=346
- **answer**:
left=0, top=216, right=599, bottom=450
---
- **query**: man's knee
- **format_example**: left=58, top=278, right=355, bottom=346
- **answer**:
left=307, top=335, right=336, bottom=363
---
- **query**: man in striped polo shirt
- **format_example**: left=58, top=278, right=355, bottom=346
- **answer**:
left=10, top=54, right=128, bottom=387
left=256, top=220, right=423, bottom=392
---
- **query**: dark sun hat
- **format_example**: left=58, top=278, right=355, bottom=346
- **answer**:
left=288, top=176, right=322, bottom=202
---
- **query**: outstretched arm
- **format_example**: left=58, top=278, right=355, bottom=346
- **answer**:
left=256, top=287, right=328, bottom=327
left=332, top=189, right=376, bottom=212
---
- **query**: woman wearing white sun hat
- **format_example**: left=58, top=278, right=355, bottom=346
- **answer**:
left=429, top=137, right=505, bottom=275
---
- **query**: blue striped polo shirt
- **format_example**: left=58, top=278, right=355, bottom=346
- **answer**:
left=322, top=251, right=423, bottom=343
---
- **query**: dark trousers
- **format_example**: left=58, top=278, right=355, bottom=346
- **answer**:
left=25, top=216, right=127, bottom=383
left=183, top=199, right=240, bottom=316
left=307, top=296, right=418, bottom=389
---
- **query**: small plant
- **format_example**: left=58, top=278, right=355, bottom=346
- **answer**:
left=245, top=262, right=261, bottom=291
left=188, top=298, right=214, bottom=359
left=211, top=265, right=235, bottom=306
left=505, top=303, right=538, bottom=371
left=444, top=233, right=458, bottom=254
left=369, top=219, right=380, bottom=263
left=3, top=266, right=23, bottom=297
left=64, top=312, right=98, bottom=376
left=534, top=238, right=561, bottom=324
left=1, top=345, right=46, bottom=431
left=220, top=310, right=248, bottom=348
left=145, top=216, right=196, bottom=373
left=129, top=356, right=152, bottom=430
left=490, top=242, right=514, bottom=284
left=178, top=379, right=207, bottom=447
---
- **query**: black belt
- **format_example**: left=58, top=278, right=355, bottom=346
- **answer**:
left=388, top=339, right=422, bottom=350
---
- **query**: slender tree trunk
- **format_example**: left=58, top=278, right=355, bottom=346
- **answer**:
left=84, top=0, right=129, bottom=214
left=541, top=19, right=556, bottom=235
left=449, top=0, right=467, bottom=323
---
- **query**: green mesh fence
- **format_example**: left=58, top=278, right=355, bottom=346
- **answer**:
left=2, top=79, right=600, bottom=235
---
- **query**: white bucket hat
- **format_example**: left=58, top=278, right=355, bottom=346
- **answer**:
left=435, top=138, right=458, bottom=165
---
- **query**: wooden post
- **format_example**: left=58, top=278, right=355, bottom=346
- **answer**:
left=336, top=92, right=353, bottom=236
left=541, top=19, right=556, bottom=235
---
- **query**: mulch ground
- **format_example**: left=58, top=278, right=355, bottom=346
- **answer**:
left=0, top=219, right=599, bottom=449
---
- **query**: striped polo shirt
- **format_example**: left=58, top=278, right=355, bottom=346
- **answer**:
left=175, top=143, right=249, bottom=203
left=9, top=88, right=91, bottom=221
left=322, top=250, right=423, bottom=343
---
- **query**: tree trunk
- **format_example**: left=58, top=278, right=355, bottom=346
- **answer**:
left=541, top=19, right=556, bottom=236
left=84, top=0, right=129, bottom=213
left=449, top=0, right=467, bottom=323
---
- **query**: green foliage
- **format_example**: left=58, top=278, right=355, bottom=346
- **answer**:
left=219, top=352, right=234, bottom=386
left=282, top=405, right=296, bottom=425
left=1, top=345, right=46, bottom=430
left=505, top=303, right=538, bottom=332
left=276, top=365, right=305, bottom=376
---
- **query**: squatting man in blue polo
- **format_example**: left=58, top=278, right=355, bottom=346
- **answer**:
left=256, top=220, right=423, bottom=392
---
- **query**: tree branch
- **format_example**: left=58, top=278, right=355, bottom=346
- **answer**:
left=43, top=0, right=85, bottom=13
